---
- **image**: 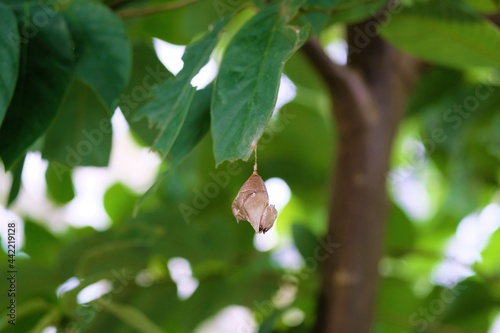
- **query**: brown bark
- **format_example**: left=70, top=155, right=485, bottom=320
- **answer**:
left=302, top=21, right=422, bottom=333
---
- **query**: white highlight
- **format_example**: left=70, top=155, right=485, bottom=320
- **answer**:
left=264, top=177, right=292, bottom=212
left=489, top=313, right=500, bottom=333
left=77, top=280, right=113, bottom=304
left=254, top=227, right=279, bottom=252
left=56, top=277, right=80, bottom=297
left=167, top=257, right=198, bottom=300
left=433, top=203, right=500, bottom=287
left=65, top=167, right=111, bottom=230
left=0, top=207, right=24, bottom=253
left=325, top=40, right=348, bottom=66
left=153, top=38, right=217, bottom=89
left=10, top=152, right=62, bottom=229
left=108, top=110, right=161, bottom=193
left=254, top=178, right=292, bottom=251
left=274, top=75, right=297, bottom=115
left=0, top=163, right=11, bottom=203
left=274, top=284, right=297, bottom=309
left=0, top=109, right=160, bottom=232
left=271, top=243, right=304, bottom=270
left=65, top=110, right=161, bottom=230
left=191, top=59, right=218, bottom=89
left=390, top=139, right=432, bottom=221
left=153, top=39, right=185, bottom=75
left=194, top=305, right=256, bottom=333
left=282, top=307, right=305, bottom=327
left=393, top=173, right=432, bottom=221
left=22, top=152, right=48, bottom=198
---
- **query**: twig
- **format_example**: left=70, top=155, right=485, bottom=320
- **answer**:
left=301, top=38, right=378, bottom=129
left=109, top=0, right=134, bottom=10
left=117, top=0, right=199, bottom=19
left=253, top=145, right=258, bottom=174
left=300, top=0, right=381, bottom=14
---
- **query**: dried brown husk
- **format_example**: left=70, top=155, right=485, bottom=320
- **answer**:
left=232, top=172, right=277, bottom=233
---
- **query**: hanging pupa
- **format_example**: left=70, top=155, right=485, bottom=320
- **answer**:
left=231, top=147, right=277, bottom=233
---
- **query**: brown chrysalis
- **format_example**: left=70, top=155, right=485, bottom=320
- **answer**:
left=231, top=146, right=277, bottom=233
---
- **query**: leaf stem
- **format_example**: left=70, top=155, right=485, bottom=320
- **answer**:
left=109, top=0, right=135, bottom=10
left=300, top=0, right=381, bottom=14
left=254, top=145, right=258, bottom=174
left=117, top=0, right=199, bottom=19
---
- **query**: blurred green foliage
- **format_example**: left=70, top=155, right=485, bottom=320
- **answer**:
left=0, top=0, right=500, bottom=332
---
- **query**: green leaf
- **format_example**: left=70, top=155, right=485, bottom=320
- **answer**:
left=125, top=0, right=226, bottom=46
left=24, top=220, right=62, bottom=266
left=420, top=279, right=495, bottom=332
left=384, top=204, right=416, bottom=257
left=132, top=84, right=212, bottom=215
left=303, top=0, right=386, bottom=24
left=63, top=1, right=132, bottom=109
left=406, top=67, right=464, bottom=116
left=42, top=79, right=113, bottom=167
left=0, top=0, right=44, bottom=3
left=380, top=0, right=500, bottom=69
left=133, top=173, right=166, bottom=216
left=464, top=0, right=500, bottom=13
left=0, top=3, right=19, bottom=127
left=331, top=0, right=387, bottom=24
left=0, top=297, right=49, bottom=333
left=75, top=240, right=151, bottom=278
left=104, top=183, right=139, bottom=223
left=0, top=260, right=63, bottom=304
left=375, top=277, right=419, bottom=333
left=99, top=301, right=164, bottom=333
left=478, top=224, right=500, bottom=275
left=120, top=40, right=171, bottom=147
left=28, top=307, right=60, bottom=333
left=305, top=0, right=339, bottom=8
left=258, top=310, right=281, bottom=333
left=83, top=284, right=180, bottom=332
left=292, top=223, right=319, bottom=260
left=211, top=3, right=309, bottom=165
left=7, top=154, right=25, bottom=206
left=45, top=162, right=75, bottom=205
left=300, top=12, right=330, bottom=36
left=285, top=52, right=325, bottom=92
left=180, top=258, right=280, bottom=331
left=134, top=17, right=229, bottom=158
left=16, top=298, right=52, bottom=321
left=167, top=84, right=212, bottom=167
left=0, top=4, right=74, bottom=170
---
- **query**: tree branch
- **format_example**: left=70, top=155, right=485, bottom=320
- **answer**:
left=109, top=0, right=134, bottom=10
left=301, top=39, right=378, bottom=133
left=117, top=0, right=199, bottom=19
left=300, top=0, right=387, bottom=14
left=302, top=23, right=422, bottom=333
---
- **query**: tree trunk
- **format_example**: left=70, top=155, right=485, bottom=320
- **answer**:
left=302, top=20, right=422, bottom=333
